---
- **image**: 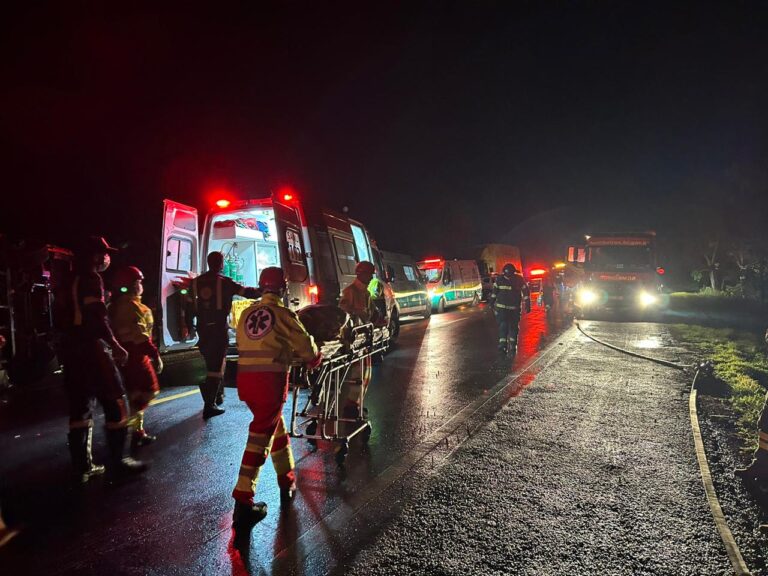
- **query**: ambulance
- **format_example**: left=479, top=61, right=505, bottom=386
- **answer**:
left=416, top=258, right=481, bottom=313
left=158, top=192, right=395, bottom=351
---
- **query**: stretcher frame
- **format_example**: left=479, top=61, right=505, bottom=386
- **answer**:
left=287, top=323, right=390, bottom=465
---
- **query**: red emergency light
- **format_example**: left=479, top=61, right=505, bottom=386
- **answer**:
left=215, top=199, right=231, bottom=208
left=422, top=258, right=443, bottom=264
left=656, top=267, right=665, bottom=275
left=529, top=268, right=547, bottom=277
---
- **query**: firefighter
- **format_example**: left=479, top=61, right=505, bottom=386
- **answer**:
left=231, top=267, right=321, bottom=528
left=492, top=263, right=530, bottom=354
left=735, top=329, right=768, bottom=483
left=187, top=251, right=261, bottom=419
left=109, top=266, right=162, bottom=449
left=339, top=260, right=377, bottom=417
left=55, top=236, right=146, bottom=482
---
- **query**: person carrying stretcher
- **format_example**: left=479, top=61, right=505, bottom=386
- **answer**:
left=338, top=260, right=378, bottom=418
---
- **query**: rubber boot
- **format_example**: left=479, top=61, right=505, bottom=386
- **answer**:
left=68, top=427, right=105, bottom=484
left=201, top=378, right=225, bottom=419
left=215, top=381, right=225, bottom=406
left=280, top=482, right=297, bottom=505
left=232, top=501, right=268, bottom=528
left=735, top=450, right=768, bottom=482
left=105, top=427, right=147, bottom=481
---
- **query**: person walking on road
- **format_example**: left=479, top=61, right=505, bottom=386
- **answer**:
left=339, top=260, right=377, bottom=417
left=108, top=266, right=163, bottom=449
left=187, top=251, right=261, bottom=419
left=231, top=267, right=321, bottom=528
left=54, top=236, right=147, bottom=482
left=491, top=263, right=530, bottom=354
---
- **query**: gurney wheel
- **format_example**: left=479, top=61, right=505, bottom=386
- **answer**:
left=335, top=440, right=349, bottom=466
left=362, top=422, right=372, bottom=444
left=306, top=420, right=317, bottom=448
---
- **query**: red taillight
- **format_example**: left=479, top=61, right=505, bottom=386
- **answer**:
left=656, top=267, right=665, bottom=275
left=308, top=284, right=319, bottom=304
left=215, top=199, right=231, bottom=208
left=529, top=268, right=546, bottom=276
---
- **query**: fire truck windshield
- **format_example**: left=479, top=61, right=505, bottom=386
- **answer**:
left=587, top=245, right=653, bottom=270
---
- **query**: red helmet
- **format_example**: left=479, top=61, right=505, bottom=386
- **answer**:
left=259, top=267, right=286, bottom=292
left=355, top=261, right=375, bottom=275
left=113, top=266, right=144, bottom=292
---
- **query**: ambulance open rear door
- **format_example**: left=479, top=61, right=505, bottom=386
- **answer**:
left=159, top=199, right=200, bottom=351
left=273, top=197, right=311, bottom=311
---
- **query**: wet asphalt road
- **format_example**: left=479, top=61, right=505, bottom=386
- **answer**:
left=346, top=321, right=732, bottom=576
left=0, top=303, right=568, bottom=576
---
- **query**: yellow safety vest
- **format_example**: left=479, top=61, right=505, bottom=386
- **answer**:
left=236, top=293, right=318, bottom=373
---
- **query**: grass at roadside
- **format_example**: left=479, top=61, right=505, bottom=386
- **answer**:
left=669, top=324, right=768, bottom=452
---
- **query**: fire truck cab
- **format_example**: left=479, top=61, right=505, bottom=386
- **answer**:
left=567, top=232, right=664, bottom=317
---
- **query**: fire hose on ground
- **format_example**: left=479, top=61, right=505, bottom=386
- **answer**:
left=575, top=321, right=751, bottom=576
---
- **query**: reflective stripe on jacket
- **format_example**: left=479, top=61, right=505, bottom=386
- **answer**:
left=493, top=273, right=529, bottom=309
left=236, top=293, right=318, bottom=373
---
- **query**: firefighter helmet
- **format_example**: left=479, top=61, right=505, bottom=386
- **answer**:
left=113, top=266, right=144, bottom=292
left=259, top=267, right=286, bottom=292
left=355, top=261, right=376, bottom=275
left=502, top=263, right=517, bottom=275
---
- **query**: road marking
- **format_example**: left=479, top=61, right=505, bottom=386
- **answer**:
left=149, top=389, right=198, bottom=406
left=271, top=326, right=577, bottom=568
left=690, top=384, right=751, bottom=575
left=578, top=321, right=750, bottom=575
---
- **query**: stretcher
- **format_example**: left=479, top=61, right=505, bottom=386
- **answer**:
left=287, top=323, right=390, bottom=465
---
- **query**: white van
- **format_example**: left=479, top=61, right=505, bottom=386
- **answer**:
left=157, top=194, right=396, bottom=350
left=416, top=258, right=481, bottom=313
left=381, top=251, right=431, bottom=319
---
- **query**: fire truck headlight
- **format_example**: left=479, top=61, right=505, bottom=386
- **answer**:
left=577, top=288, right=597, bottom=306
left=638, top=291, right=658, bottom=307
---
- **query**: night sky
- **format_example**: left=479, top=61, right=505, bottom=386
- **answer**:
left=2, top=2, right=768, bottom=271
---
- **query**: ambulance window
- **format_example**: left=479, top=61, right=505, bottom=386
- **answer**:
left=333, top=236, right=357, bottom=275
left=173, top=210, right=197, bottom=232
left=285, top=228, right=303, bottom=264
left=350, top=225, right=371, bottom=263
left=166, top=237, right=193, bottom=272
left=403, top=266, right=417, bottom=281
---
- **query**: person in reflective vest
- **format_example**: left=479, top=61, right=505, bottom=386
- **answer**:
left=55, top=236, right=147, bottom=482
left=339, top=260, right=377, bottom=417
left=231, top=267, right=321, bottom=528
left=109, top=266, right=162, bottom=449
left=187, top=251, right=261, bottom=419
left=491, top=263, right=530, bottom=354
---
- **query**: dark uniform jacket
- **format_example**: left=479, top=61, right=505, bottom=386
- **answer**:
left=492, top=273, right=530, bottom=311
left=189, top=272, right=261, bottom=330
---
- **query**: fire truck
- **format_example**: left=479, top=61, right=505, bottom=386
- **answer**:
left=158, top=192, right=397, bottom=352
left=567, top=232, right=665, bottom=317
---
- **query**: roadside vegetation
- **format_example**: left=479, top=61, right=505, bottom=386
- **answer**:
left=670, top=325, right=768, bottom=452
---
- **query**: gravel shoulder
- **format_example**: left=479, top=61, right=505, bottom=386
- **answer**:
left=343, top=322, right=732, bottom=576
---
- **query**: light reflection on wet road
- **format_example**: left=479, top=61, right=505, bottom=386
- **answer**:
left=0, top=302, right=569, bottom=576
